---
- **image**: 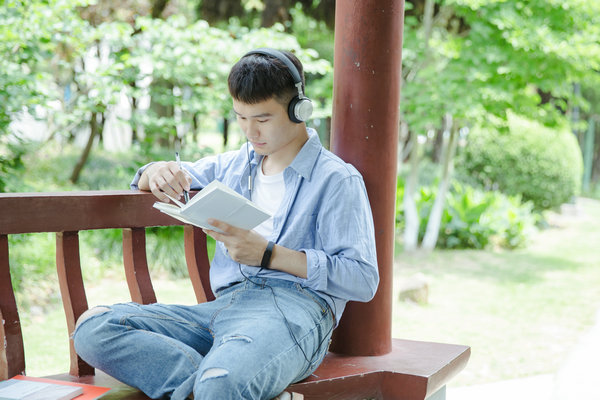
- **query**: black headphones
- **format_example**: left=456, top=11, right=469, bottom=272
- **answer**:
left=243, top=48, right=313, bottom=124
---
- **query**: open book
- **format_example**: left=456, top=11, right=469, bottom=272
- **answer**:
left=153, top=180, right=271, bottom=232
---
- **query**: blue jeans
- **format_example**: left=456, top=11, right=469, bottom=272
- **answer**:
left=73, top=278, right=334, bottom=400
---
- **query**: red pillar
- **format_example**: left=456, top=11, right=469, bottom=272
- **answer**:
left=329, top=0, right=405, bottom=356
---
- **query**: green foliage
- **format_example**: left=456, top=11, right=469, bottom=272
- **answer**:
left=458, top=114, right=584, bottom=210
left=1, top=0, right=332, bottom=169
left=397, top=179, right=537, bottom=249
left=287, top=3, right=334, bottom=120
left=401, top=0, right=600, bottom=132
left=91, top=16, right=332, bottom=149
left=0, top=138, right=27, bottom=192
left=0, top=0, right=95, bottom=132
left=15, top=142, right=138, bottom=192
left=8, top=233, right=57, bottom=296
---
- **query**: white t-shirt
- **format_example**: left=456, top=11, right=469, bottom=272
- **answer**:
left=251, top=159, right=285, bottom=239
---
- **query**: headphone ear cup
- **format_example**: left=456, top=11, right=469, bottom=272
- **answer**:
left=288, top=96, right=313, bottom=123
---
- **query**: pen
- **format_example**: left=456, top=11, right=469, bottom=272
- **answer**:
left=175, top=151, right=190, bottom=203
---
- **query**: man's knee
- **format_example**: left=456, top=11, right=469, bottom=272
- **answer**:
left=74, top=306, right=111, bottom=332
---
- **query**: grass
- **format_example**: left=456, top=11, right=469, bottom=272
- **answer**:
left=17, top=198, right=600, bottom=387
left=18, top=272, right=200, bottom=377
left=392, top=197, right=600, bottom=387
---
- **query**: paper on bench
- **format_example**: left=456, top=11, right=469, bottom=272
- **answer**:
left=0, top=378, right=83, bottom=400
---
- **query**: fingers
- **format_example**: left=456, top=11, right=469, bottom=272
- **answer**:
left=148, top=162, right=190, bottom=202
left=202, top=228, right=223, bottom=243
left=206, top=219, right=236, bottom=235
left=203, top=220, right=264, bottom=265
left=202, top=219, right=243, bottom=245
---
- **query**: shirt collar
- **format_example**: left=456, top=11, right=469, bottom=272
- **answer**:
left=249, top=128, right=322, bottom=181
left=288, top=128, right=321, bottom=181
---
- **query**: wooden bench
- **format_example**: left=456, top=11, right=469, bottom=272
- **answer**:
left=0, top=190, right=470, bottom=399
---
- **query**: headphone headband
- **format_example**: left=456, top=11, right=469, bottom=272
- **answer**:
left=244, top=48, right=303, bottom=86
left=242, top=48, right=313, bottom=123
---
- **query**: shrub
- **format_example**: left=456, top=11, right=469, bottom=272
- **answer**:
left=457, top=114, right=583, bottom=210
left=397, top=179, right=537, bottom=249
left=440, top=183, right=538, bottom=249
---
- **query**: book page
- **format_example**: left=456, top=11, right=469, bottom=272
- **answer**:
left=152, top=180, right=271, bottom=231
left=8, top=376, right=110, bottom=400
left=223, top=202, right=271, bottom=230
left=181, top=189, right=246, bottom=223
left=0, top=380, right=49, bottom=397
left=0, top=379, right=83, bottom=400
left=26, top=385, right=83, bottom=400
left=153, top=202, right=199, bottom=227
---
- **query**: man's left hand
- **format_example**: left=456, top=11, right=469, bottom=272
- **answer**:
left=203, top=219, right=268, bottom=267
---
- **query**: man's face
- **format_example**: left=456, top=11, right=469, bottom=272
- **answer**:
left=233, top=97, right=305, bottom=159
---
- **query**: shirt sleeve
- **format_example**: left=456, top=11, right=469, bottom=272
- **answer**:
left=301, top=175, right=379, bottom=303
left=129, top=154, right=231, bottom=191
left=130, top=162, right=155, bottom=190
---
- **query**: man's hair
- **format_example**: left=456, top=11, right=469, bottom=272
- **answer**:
left=228, top=50, right=305, bottom=107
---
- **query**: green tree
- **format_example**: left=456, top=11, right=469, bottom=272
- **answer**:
left=0, top=0, right=331, bottom=187
left=400, top=0, right=600, bottom=251
left=0, top=0, right=92, bottom=188
left=196, top=0, right=335, bottom=28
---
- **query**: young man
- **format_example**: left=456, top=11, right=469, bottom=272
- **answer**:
left=73, top=49, right=379, bottom=400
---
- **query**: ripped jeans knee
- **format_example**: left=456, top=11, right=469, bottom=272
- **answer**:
left=199, top=367, right=229, bottom=383
left=194, top=336, right=251, bottom=386
left=74, top=306, right=112, bottom=332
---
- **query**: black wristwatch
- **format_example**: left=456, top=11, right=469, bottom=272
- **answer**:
left=260, top=241, right=275, bottom=269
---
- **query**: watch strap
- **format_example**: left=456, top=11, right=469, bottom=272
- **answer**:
left=260, top=241, right=275, bottom=269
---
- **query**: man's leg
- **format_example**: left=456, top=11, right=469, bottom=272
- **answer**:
left=191, top=279, right=334, bottom=400
left=73, top=302, right=215, bottom=399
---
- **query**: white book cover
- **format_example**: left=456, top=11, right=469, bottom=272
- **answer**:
left=0, top=379, right=83, bottom=400
left=153, top=180, right=271, bottom=232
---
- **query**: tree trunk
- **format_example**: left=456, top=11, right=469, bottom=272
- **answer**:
left=192, top=112, right=200, bottom=144
left=423, top=0, right=435, bottom=49
left=149, top=78, right=175, bottom=148
left=70, top=112, right=99, bottom=184
left=431, top=128, right=444, bottom=163
left=591, top=118, right=600, bottom=187
left=130, top=81, right=139, bottom=144
left=421, top=114, right=458, bottom=250
left=403, top=130, right=421, bottom=252
left=222, top=117, right=229, bottom=147
left=402, top=0, right=437, bottom=251
left=262, top=0, right=292, bottom=27
left=200, top=0, right=244, bottom=25
left=151, top=0, right=170, bottom=19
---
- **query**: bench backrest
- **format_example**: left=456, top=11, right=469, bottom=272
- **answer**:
left=0, top=190, right=212, bottom=379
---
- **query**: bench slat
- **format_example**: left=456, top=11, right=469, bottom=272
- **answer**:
left=56, top=231, right=94, bottom=377
left=184, top=226, right=214, bottom=303
left=123, top=228, right=157, bottom=305
left=0, top=309, right=8, bottom=380
left=0, top=234, right=25, bottom=379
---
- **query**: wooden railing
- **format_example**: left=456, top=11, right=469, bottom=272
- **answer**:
left=0, top=190, right=470, bottom=400
left=0, top=191, right=212, bottom=380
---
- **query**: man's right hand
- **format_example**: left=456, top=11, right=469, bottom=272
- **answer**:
left=138, top=161, right=191, bottom=203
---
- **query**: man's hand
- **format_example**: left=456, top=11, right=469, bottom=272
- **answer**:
left=203, top=219, right=308, bottom=278
left=203, top=219, right=267, bottom=266
left=139, top=161, right=191, bottom=203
